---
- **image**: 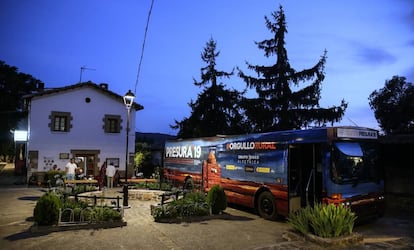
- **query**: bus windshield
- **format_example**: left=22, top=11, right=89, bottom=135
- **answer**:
left=331, top=141, right=381, bottom=185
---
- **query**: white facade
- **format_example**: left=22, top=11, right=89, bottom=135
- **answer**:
left=25, top=83, right=141, bottom=178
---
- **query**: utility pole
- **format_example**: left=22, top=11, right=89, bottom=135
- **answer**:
left=79, top=66, right=96, bottom=83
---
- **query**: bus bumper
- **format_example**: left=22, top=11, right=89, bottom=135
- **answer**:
left=349, top=195, right=386, bottom=222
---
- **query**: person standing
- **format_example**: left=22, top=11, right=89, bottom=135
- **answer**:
left=98, top=162, right=107, bottom=189
left=113, top=166, right=120, bottom=187
left=65, top=158, right=77, bottom=180
left=106, top=162, right=116, bottom=188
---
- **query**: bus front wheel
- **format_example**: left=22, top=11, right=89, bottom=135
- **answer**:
left=257, top=191, right=278, bottom=220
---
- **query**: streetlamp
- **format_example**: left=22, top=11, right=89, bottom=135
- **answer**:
left=123, top=89, right=135, bottom=208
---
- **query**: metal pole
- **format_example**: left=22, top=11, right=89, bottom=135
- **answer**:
left=79, top=67, right=83, bottom=83
left=123, top=108, right=130, bottom=207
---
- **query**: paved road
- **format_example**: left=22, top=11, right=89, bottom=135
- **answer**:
left=0, top=167, right=413, bottom=249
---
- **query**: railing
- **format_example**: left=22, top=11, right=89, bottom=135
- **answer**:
left=58, top=194, right=124, bottom=225
left=119, top=178, right=158, bottom=189
left=62, top=193, right=123, bottom=208
left=159, top=191, right=181, bottom=205
left=58, top=206, right=124, bottom=225
left=306, top=169, right=314, bottom=207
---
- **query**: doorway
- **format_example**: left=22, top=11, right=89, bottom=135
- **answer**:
left=288, top=144, right=322, bottom=213
left=71, top=150, right=100, bottom=178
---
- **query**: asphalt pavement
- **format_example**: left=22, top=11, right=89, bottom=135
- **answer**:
left=0, top=163, right=413, bottom=249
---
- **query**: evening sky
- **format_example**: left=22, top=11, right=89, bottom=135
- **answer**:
left=1, top=0, right=413, bottom=135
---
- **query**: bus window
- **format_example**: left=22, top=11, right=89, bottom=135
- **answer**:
left=331, top=142, right=380, bottom=185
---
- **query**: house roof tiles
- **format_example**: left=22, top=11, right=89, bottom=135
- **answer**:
left=23, top=81, right=143, bottom=111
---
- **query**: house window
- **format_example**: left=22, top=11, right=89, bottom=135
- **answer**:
left=54, top=116, right=66, bottom=131
left=49, top=111, right=72, bottom=132
left=103, top=115, right=122, bottom=133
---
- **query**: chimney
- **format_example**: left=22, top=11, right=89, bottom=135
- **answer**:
left=99, top=83, right=108, bottom=90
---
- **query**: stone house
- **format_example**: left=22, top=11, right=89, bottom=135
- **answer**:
left=23, top=82, right=143, bottom=181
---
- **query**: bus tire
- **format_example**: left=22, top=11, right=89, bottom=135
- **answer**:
left=257, top=191, right=278, bottom=220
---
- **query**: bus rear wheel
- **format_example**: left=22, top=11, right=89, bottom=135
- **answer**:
left=257, top=191, right=278, bottom=220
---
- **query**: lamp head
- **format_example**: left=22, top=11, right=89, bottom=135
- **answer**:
left=123, top=90, right=135, bottom=110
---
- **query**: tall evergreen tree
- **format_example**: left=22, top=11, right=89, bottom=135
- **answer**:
left=238, top=5, right=347, bottom=132
left=0, top=61, right=44, bottom=158
left=172, top=38, right=246, bottom=138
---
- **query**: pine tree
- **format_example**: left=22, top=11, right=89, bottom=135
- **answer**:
left=172, top=38, right=246, bottom=138
left=238, top=5, right=347, bottom=132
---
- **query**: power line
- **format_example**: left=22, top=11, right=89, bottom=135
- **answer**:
left=347, top=116, right=359, bottom=127
left=134, top=0, right=155, bottom=94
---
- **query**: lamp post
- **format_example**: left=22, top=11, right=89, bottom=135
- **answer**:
left=123, top=90, right=135, bottom=208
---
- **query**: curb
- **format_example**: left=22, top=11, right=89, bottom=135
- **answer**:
left=153, top=212, right=240, bottom=223
left=29, top=220, right=127, bottom=233
left=283, top=230, right=364, bottom=248
left=304, top=232, right=363, bottom=247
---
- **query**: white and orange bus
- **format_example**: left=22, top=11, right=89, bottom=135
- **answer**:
left=163, top=126, right=385, bottom=220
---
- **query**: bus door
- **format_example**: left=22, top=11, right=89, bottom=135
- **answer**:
left=288, top=144, right=321, bottom=213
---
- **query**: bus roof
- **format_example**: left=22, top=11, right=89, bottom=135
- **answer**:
left=167, top=127, right=378, bottom=146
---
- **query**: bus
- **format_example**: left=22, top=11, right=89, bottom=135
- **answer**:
left=163, top=126, right=385, bottom=220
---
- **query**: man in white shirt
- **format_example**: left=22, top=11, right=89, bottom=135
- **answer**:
left=106, top=162, right=116, bottom=188
left=65, top=158, right=77, bottom=180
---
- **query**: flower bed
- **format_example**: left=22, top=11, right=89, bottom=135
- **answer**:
left=33, top=191, right=125, bottom=230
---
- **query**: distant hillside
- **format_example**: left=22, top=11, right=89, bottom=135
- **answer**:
left=135, top=132, right=176, bottom=149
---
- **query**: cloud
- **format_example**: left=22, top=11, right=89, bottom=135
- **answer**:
left=406, top=8, right=414, bottom=31
left=407, top=39, right=414, bottom=47
left=354, top=45, right=397, bottom=66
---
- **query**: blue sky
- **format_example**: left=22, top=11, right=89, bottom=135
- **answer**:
left=1, top=0, right=414, bottom=135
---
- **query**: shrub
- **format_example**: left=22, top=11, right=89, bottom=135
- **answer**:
left=60, top=200, right=122, bottom=223
left=62, top=198, right=89, bottom=210
left=309, top=203, right=357, bottom=238
left=102, top=207, right=122, bottom=222
left=60, top=199, right=89, bottom=222
left=185, top=191, right=206, bottom=203
left=45, top=170, right=65, bottom=187
left=183, top=176, right=194, bottom=191
left=70, top=185, right=97, bottom=195
left=92, top=207, right=122, bottom=222
left=207, top=185, right=227, bottom=215
left=287, top=206, right=311, bottom=235
left=34, top=192, right=62, bottom=225
left=288, top=203, right=357, bottom=238
left=152, top=191, right=209, bottom=221
left=134, top=182, right=172, bottom=191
